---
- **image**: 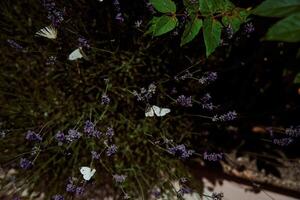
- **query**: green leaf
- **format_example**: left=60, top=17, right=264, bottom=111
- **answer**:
left=147, top=16, right=178, bottom=36
left=252, top=0, right=300, bottom=18
left=203, top=18, right=222, bottom=57
left=181, top=15, right=203, bottom=46
left=265, top=13, right=300, bottom=42
left=149, top=0, right=176, bottom=13
left=199, top=0, right=234, bottom=15
left=222, top=9, right=249, bottom=32
left=183, top=0, right=199, bottom=15
left=294, top=73, right=300, bottom=84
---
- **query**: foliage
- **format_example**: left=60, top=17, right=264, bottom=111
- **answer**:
left=253, top=0, right=300, bottom=42
left=147, top=0, right=250, bottom=57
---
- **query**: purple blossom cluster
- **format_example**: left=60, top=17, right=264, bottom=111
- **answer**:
left=20, top=158, right=33, bottom=169
left=212, top=111, right=237, bottom=122
left=83, top=120, right=102, bottom=138
left=42, top=0, right=64, bottom=26
left=224, top=25, right=234, bottom=40
left=91, top=151, right=100, bottom=160
left=52, top=194, right=64, bottom=200
left=66, top=179, right=85, bottom=196
left=199, top=72, right=218, bottom=84
left=25, top=130, right=42, bottom=142
left=167, top=144, right=194, bottom=159
left=106, top=127, right=114, bottom=139
left=150, top=187, right=161, bottom=198
left=7, top=39, right=24, bottom=51
left=177, top=186, right=192, bottom=197
left=285, top=126, right=300, bottom=137
left=113, top=174, right=127, bottom=183
left=201, top=93, right=214, bottom=111
left=101, top=94, right=111, bottom=105
left=78, top=37, right=91, bottom=49
left=273, top=138, right=293, bottom=146
left=46, top=56, right=57, bottom=65
left=133, top=83, right=156, bottom=102
left=244, top=22, right=255, bottom=34
left=66, top=129, right=81, bottom=142
left=113, top=0, right=124, bottom=23
left=203, top=152, right=223, bottom=161
left=106, top=144, right=117, bottom=156
left=176, top=95, right=192, bottom=107
left=55, top=131, right=65, bottom=143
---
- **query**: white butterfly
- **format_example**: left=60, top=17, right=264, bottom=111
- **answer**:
left=80, top=166, right=96, bottom=181
left=145, top=105, right=171, bottom=117
left=35, top=25, right=57, bottom=40
left=68, top=47, right=87, bottom=61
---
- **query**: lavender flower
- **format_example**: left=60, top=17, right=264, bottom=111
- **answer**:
left=75, top=187, right=85, bottom=195
left=133, top=83, right=156, bottom=102
left=55, top=131, right=65, bottom=143
left=78, top=37, right=91, bottom=49
left=224, top=25, right=234, bottom=39
left=113, top=174, right=127, bottom=183
left=106, top=127, right=114, bottom=139
left=176, top=95, right=192, bottom=107
left=84, top=120, right=95, bottom=135
left=151, top=187, right=161, bottom=198
left=212, top=111, right=237, bottom=122
left=66, top=181, right=76, bottom=193
left=285, top=126, right=300, bottom=137
left=168, top=144, right=194, bottom=159
left=203, top=152, right=223, bottom=161
left=244, top=22, right=255, bottom=34
left=101, top=94, right=110, bottom=105
left=52, top=194, right=64, bottom=200
left=31, top=146, right=40, bottom=155
left=115, top=13, right=124, bottom=23
left=25, top=130, right=42, bottom=142
left=43, top=0, right=64, bottom=26
left=20, top=158, right=33, bottom=169
left=273, top=138, right=293, bottom=146
left=199, top=72, right=218, bottom=84
left=106, top=144, right=117, bottom=156
left=134, top=20, right=143, bottom=28
left=7, top=39, right=24, bottom=51
left=91, top=151, right=100, bottom=160
left=46, top=56, right=56, bottom=65
left=66, top=129, right=81, bottom=142
left=177, top=186, right=192, bottom=197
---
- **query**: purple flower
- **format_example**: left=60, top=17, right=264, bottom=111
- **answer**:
left=115, top=13, right=124, bottom=23
left=285, top=126, right=300, bottom=137
left=91, top=151, right=100, bottom=160
left=106, top=144, right=117, bottom=156
left=101, top=94, right=110, bottom=105
left=244, top=22, right=255, bottom=34
left=20, top=158, right=33, bottom=169
left=46, top=56, right=56, bottom=65
left=55, top=131, right=65, bottom=142
left=75, top=187, right=85, bottom=195
left=203, top=152, right=223, bottom=161
left=25, top=130, right=42, bottom=142
left=212, top=111, right=237, bottom=122
left=151, top=187, right=161, bottom=198
left=66, top=129, right=81, bottom=142
left=224, top=25, right=234, bottom=39
left=113, top=174, right=126, bottom=183
left=199, top=72, right=218, bottom=84
left=177, top=186, right=192, bottom=196
left=7, top=39, right=24, bottom=51
left=12, top=196, right=20, bottom=200
left=52, top=194, right=64, bottom=200
left=84, top=120, right=95, bottom=135
left=66, top=182, right=76, bottom=193
left=176, top=95, right=192, bottom=107
left=78, top=37, right=90, bottom=49
left=168, top=144, right=194, bottom=159
left=43, top=0, right=64, bottom=26
left=106, top=127, right=114, bottom=139
left=273, top=138, right=293, bottom=146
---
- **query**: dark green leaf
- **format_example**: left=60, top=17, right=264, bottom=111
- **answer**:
left=266, top=13, right=300, bottom=42
left=294, top=73, right=300, bottom=84
left=181, top=16, right=203, bottom=46
left=147, top=16, right=178, bottom=36
left=199, top=0, right=234, bottom=15
left=222, top=9, right=249, bottom=32
left=253, top=0, right=300, bottom=18
left=183, top=0, right=199, bottom=15
left=203, top=18, right=222, bottom=57
left=149, top=0, right=176, bottom=13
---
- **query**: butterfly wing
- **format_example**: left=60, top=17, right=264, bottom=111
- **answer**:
left=68, top=48, right=83, bottom=61
left=145, top=106, right=155, bottom=117
left=152, top=105, right=170, bottom=117
left=80, top=166, right=96, bottom=181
